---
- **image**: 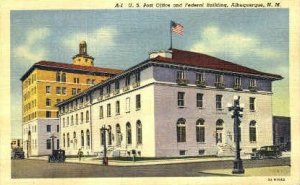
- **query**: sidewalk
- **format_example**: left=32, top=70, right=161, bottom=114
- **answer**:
left=28, top=151, right=290, bottom=167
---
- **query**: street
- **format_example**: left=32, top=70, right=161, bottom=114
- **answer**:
left=11, top=157, right=290, bottom=178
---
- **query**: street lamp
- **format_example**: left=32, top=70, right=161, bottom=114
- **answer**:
left=49, top=134, right=57, bottom=155
left=100, top=125, right=109, bottom=166
left=227, top=95, right=245, bottom=174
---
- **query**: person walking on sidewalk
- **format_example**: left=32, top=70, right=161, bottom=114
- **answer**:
left=78, top=149, right=83, bottom=161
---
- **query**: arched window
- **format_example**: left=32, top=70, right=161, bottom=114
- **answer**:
left=136, top=120, right=142, bottom=144
left=81, top=130, right=84, bottom=147
left=71, top=115, right=74, bottom=125
left=177, top=118, right=186, bottom=142
left=116, top=124, right=121, bottom=146
left=196, top=119, right=205, bottom=142
left=56, top=71, right=60, bottom=82
left=86, top=130, right=90, bottom=147
left=67, top=133, right=70, bottom=147
left=86, top=111, right=89, bottom=123
left=61, top=73, right=66, bottom=82
left=216, top=119, right=224, bottom=143
left=63, top=133, right=65, bottom=147
left=126, top=122, right=132, bottom=144
left=108, top=125, right=112, bottom=145
left=249, top=120, right=257, bottom=142
left=75, top=114, right=78, bottom=125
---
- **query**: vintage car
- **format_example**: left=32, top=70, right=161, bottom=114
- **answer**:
left=11, top=148, right=25, bottom=159
left=251, top=145, right=282, bottom=160
left=48, top=149, right=66, bottom=163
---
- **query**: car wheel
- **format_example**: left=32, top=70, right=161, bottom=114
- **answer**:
left=258, top=154, right=263, bottom=160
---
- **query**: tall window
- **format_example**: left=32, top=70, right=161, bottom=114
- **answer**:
left=46, top=111, right=51, bottom=118
left=86, top=110, right=89, bottom=122
left=106, top=84, right=111, bottom=94
left=196, top=119, right=205, bottom=142
left=46, top=139, right=51, bottom=149
left=73, top=132, right=76, bottom=149
left=249, top=121, right=257, bottom=142
left=99, top=88, right=103, bottom=97
left=46, top=98, right=51, bottom=106
left=115, top=81, right=120, bottom=90
left=196, top=93, right=203, bottom=108
left=67, top=133, right=70, bottom=147
left=196, top=72, right=205, bottom=82
left=71, top=115, right=74, bottom=125
left=216, top=95, right=222, bottom=110
left=116, top=124, right=121, bottom=146
left=63, top=133, right=65, bottom=147
left=136, top=120, right=142, bottom=144
left=250, top=79, right=257, bottom=87
left=116, top=101, right=120, bottom=115
left=99, top=106, right=104, bottom=119
left=63, top=118, right=65, bottom=127
left=62, top=87, right=66, bottom=95
left=126, top=97, right=130, bottom=113
left=67, top=116, right=69, bottom=126
left=177, top=92, right=185, bottom=107
left=81, top=130, right=84, bottom=147
left=215, top=74, right=223, bottom=83
left=46, top=125, right=51, bottom=132
left=56, top=87, right=61, bottom=94
left=61, top=73, right=66, bottom=82
left=56, top=72, right=60, bottom=82
left=80, top=112, right=83, bottom=123
left=126, top=122, right=132, bottom=144
left=125, top=75, right=130, bottom=86
left=75, top=114, right=78, bottom=125
left=108, top=126, right=112, bottom=145
left=46, top=86, right=51, bottom=93
left=107, top=104, right=111, bottom=117
left=134, top=71, right=140, bottom=83
left=177, top=118, right=186, bottom=142
left=177, top=70, right=185, bottom=80
left=249, top=97, right=256, bottom=111
left=57, top=139, right=59, bottom=150
left=101, top=128, right=105, bottom=146
left=136, top=94, right=141, bottom=110
left=72, top=88, right=76, bottom=95
left=86, top=130, right=90, bottom=147
left=216, top=119, right=224, bottom=143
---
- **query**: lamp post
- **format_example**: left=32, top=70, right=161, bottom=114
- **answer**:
left=227, top=96, right=245, bottom=174
left=100, top=126, right=109, bottom=166
left=50, top=134, right=57, bottom=155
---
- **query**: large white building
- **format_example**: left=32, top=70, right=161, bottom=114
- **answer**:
left=58, top=49, right=282, bottom=157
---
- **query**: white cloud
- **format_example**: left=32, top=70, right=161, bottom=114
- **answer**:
left=190, top=26, right=280, bottom=59
left=15, top=27, right=50, bottom=63
left=63, top=27, right=117, bottom=56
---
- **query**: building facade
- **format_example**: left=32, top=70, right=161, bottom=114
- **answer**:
left=58, top=49, right=282, bottom=157
left=273, top=116, right=290, bottom=150
left=20, top=41, right=122, bottom=157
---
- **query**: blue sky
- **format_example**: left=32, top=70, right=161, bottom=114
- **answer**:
left=11, top=9, right=289, bottom=138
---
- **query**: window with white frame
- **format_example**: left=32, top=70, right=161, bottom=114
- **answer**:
left=126, top=122, right=132, bottom=145
left=235, top=77, right=241, bottom=86
left=46, top=98, right=51, bottom=106
left=215, top=74, right=223, bottom=83
left=249, top=120, right=257, bottom=142
left=196, top=119, right=205, bottom=143
left=107, top=104, right=111, bottom=117
left=136, top=94, right=141, bottom=110
left=176, top=118, right=186, bottom=142
left=80, top=112, right=83, bottom=123
left=136, top=120, right=142, bottom=144
left=116, top=124, right=121, bottom=146
left=177, top=92, right=185, bottom=107
left=99, top=106, right=103, bottom=119
left=196, top=93, right=203, bottom=108
left=56, top=87, right=61, bottom=94
left=177, top=70, right=185, bottom=80
left=46, top=86, right=51, bottom=93
left=249, top=97, right=256, bottom=111
left=86, top=110, right=89, bottom=122
left=250, top=79, right=257, bottom=87
left=125, top=75, right=130, bottom=86
left=196, top=72, right=205, bottom=82
left=216, top=95, right=223, bottom=110
left=116, top=101, right=120, bottom=115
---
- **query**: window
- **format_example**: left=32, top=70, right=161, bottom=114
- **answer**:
left=179, top=150, right=186, bottom=155
left=135, top=71, right=140, bottom=83
left=87, top=79, right=91, bottom=84
left=67, top=133, right=70, bottom=147
left=126, top=122, right=132, bottom=144
left=216, top=95, right=222, bottom=110
left=99, top=106, right=103, bottom=119
left=101, top=128, right=105, bottom=145
left=136, top=120, right=142, bottom=144
left=81, top=130, right=84, bottom=147
left=56, top=139, right=60, bottom=150
left=99, top=88, right=103, bottom=96
left=46, top=139, right=51, bottom=149
left=177, top=92, right=185, bottom=107
left=86, top=130, right=90, bottom=147
left=249, top=97, right=256, bottom=111
left=235, top=77, right=241, bottom=86
left=216, top=119, right=224, bottom=143
left=116, top=101, right=120, bottom=115
left=196, top=72, right=205, bottom=82
left=75, top=114, right=78, bottom=125
left=56, top=72, right=60, bottom=82
left=126, top=97, right=130, bottom=113
left=115, top=81, right=120, bottom=90
left=77, top=88, right=81, bottom=93
left=92, top=79, right=95, bottom=84
left=62, top=87, right=66, bottom=95
left=136, top=94, right=141, bottom=110
left=249, top=121, right=257, bottom=142
left=46, top=86, right=51, bottom=93
left=177, top=118, right=186, bottom=142
left=106, top=84, right=111, bottom=94
left=215, top=74, right=223, bottom=83
left=107, top=104, right=111, bottom=117
left=116, top=124, right=121, bottom=146
left=63, top=118, right=65, bottom=127
left=71, top=88, right=76, bottom=95
left=57, top=125, right=59, bottom=132
left=81, top=112, right=83, bottom=123
left=196, top=119, right=205, bottom=142
left=86, top=111, right=89, bottom=122
left=61, top=73, right=66, bottom=82
left=46, top=98, right=51, bottom=106
left=125, top=75, right=130, bottom=86
left=250, top=79, right=257, bottom=87
left=196, top=93, right=203, bottom=108
left=56, top=87, right=61, bottom=94
left=73, top=78, right=79, bottom=84
left=46, top=125, right=51, bottom=132
left=177, top=71, right=185, bottom=80
left=46, top=111, right=51, bottom=118
left=71, top=115, right=74, bottom=125
left=67, top=117, right=69, bottom=126
left=63, top=133, right=65, bottom=147
left=108, top=126, right=112, bottom=145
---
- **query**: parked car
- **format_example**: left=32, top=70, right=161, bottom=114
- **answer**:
left=11, top=148, right=25, bottom=159
left=48, top=149, right=66, bottom=163
left=251, top=145, right=282, bottom=160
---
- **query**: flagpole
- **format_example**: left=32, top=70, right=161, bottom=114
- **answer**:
left=170, top=21, right=172, bottom=49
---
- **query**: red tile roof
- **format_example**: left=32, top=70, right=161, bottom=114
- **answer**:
left=21, top=61, right=123, bottom=81
left=153, top=49, right=282, bottom=79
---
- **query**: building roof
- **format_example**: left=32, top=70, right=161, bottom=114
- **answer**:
left=20, top=61, right=123, bottom=81
left=153, top=49, right=283, bottom=80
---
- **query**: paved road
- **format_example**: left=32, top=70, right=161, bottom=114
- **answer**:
left=11, top=158, right=290, bottom=178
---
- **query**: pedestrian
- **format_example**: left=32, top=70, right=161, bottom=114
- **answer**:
left=78, top=149, right=83, bottom=161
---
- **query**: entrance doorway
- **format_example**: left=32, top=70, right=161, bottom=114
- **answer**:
left=216, top=119, right=224, bottom=144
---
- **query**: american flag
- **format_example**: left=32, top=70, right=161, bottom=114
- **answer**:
left=171, top=21, right=184, bottom=35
